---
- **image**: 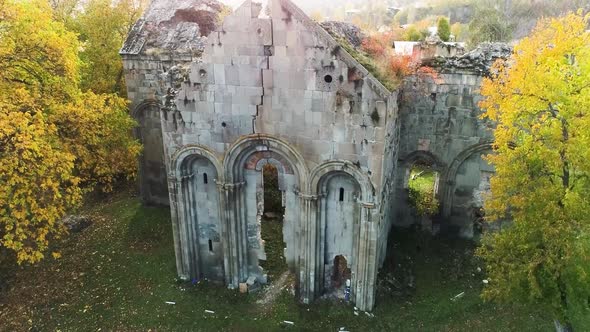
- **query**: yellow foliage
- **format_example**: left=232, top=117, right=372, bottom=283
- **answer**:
left=0, top=0, right=141, bottom=264
left=477, top=12, right=590, bottom=325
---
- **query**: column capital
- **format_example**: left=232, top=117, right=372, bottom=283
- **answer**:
left=297, top=192, right=319, bottom=201
left=216, top=181, right=245, bottom=190
left=360, top=202, right=376, bottom=209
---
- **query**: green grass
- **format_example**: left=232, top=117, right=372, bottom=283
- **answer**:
left=0, top=190, right=558, bottom=331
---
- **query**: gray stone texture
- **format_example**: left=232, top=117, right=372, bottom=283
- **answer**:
left=121, top=0, right=507, bottom=313
left=393, top=42, right=510, bottom=238
left=122, top=0, right=399, bottom=312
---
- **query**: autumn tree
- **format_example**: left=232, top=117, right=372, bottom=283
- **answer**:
left=0, top=0, right=141, bottom=263
left=478, top=13, right=590, bottom=331
left=437, top=17, right=451, bottom=42
left=73, top=0, right=146, bottom=95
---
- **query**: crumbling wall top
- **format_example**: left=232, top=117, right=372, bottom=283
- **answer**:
left=120, top=0, right=226, bottom=56
left=320, top=21, right=366, bottom=48
left=421, top=42, right=513, bottom=75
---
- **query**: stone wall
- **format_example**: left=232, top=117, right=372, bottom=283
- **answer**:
left=122, top=0, right=400, bottom=312
left=394, top=43, right=510, bottom=238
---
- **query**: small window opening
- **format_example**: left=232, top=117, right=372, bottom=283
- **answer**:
left=339, top=187, right=345, bottom=201
left=324, top=74, right=333, bottom=83
left=203, top=173, right=208, bottom=184
left=208, top=239, right=213, bottom=252
left=221, top=122, right=227, bottom=127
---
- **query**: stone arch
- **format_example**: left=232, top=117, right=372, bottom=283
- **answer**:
left=400, top=150, right=445, bottom=196
left=132, top=99, right=169, bottom=205
left=309, top=161, right=375, bottom=303
left=441, top=141, right=494, bottom=218
left=309, top=160, right=373, bottom=202
left=171, top=145, right=224, bottom=183
left=224, top=134, right=309, bottom=186
left=401, top=150, right=445, bottom=170
left=169, top=145, right=225, bottom=281
left=221, top=134, right=309, bottom=288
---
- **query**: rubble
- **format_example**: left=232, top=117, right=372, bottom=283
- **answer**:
left=320, top=21, right=366, bottom=48
left=61, top=215, right=93, bottom=233
left=421, top=42, right=512, bottom=75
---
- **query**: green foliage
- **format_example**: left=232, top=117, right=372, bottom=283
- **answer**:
left=404, top=26, right=426, bottom=41
left=478, top=13, right=590, bottom=328
left=437, top=16, right=451, bottom=41
left=468, top=5, right=513, bottom=46
left=407, top=168, right=440, bottom=216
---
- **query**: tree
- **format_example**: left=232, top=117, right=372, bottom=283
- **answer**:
left=468, top=1, right=513, bottom=46
left=74, top=0, right=146, bottom=95
left=477, top=12, right=590, bottom=331
left=437, top=17, right=451, bottom=42
left=0, top=0, right=141, bottom=263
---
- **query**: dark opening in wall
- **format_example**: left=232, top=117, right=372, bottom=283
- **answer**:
left=324, top=74, right=333, bottom=83
left=339, top=187, right=345, bottom=201
left=208, top=239, right=213, bottom=252
left=221, top=122, right=227, bottom=127
left=203, top=173, right=208, bottom=184
left=263, top=164, right=284, bottom=214
left=199, top=69, right=207, bottom=77
left=260, top=164, right=287, bottom=277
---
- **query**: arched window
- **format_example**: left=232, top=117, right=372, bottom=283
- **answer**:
left=203, top=173, right=208, bottom=184
left=208, top=239, right=213, bottom=252
left=339, top=187, right=345, bottom=201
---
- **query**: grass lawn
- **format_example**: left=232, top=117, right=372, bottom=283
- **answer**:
left=0, top=189, right=562, bottom=331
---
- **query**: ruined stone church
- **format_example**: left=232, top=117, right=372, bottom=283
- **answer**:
left=121, top=0, right=510, bottom=311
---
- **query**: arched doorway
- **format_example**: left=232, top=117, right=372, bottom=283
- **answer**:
left=317, top=170, right=361, bottom=297
left=175, top=153, right=224, bottom=281
left=441, top=142, right=494, bottom=238
left=258, top=162, right=288, bottom=278
left=222, top=135, right=308, bottom=289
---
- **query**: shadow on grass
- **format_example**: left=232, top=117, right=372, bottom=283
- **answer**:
left=124, top=204, right=171, bottom=252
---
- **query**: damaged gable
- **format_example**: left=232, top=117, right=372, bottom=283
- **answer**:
left=120, top=0, right=227, bottom=56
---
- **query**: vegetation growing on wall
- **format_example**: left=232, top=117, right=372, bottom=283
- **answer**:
left=329, top=29, right=414, bottom=92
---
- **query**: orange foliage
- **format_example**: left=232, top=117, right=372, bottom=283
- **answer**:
left=387, top=55, right=413, bottom=78
left=361, top=34, right=388, bottom=57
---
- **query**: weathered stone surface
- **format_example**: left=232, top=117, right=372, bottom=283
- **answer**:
left=320, top=21, right=365, bottom=48
left=122, top=0, right=398, bottom=313
left=121, top=0, right=226, bottom=55
left=121, top=0, right=505, bottom=314
left=61, top=215, right=93, bottom=233
left=393, top=42, right=510, bottom=238
left=421, top=42, right=512, bottom=75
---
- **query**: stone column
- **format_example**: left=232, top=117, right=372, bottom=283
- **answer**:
left=218, top=182, right=246, bottom=288
left=168, top=175, right=187, bottom=280
left=315, top=192, right=328, bottom=297
left=297, top=192, right=318, bottom=304
left=354, top=202, right=378, bottom=312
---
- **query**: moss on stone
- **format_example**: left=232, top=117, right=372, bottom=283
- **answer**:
left=332, top=35, right=400, bottom=91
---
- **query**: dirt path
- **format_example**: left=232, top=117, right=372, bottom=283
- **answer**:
left=256, top=271, right=293, bottom=307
